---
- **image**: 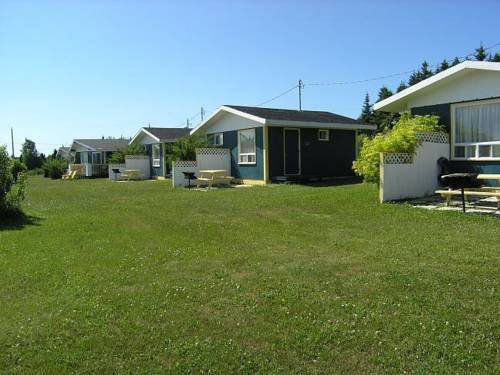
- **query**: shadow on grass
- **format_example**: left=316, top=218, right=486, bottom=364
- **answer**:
left=0, top=212, right=42, bottom=231
left=300, top=176, right=363, bottom=188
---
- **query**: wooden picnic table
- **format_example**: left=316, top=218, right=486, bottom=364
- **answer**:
left=196, top=170, right=233, bottom=189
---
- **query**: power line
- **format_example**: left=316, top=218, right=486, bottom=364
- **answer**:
left=255, top=84, right=299, bottom=107
left=307, top=41, right=500, bottom=87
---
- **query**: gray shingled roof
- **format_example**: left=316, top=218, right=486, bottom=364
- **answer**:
left=226, top=105, right=366, bottom=125
left=73, top=138, right=130, bottom=151
left=144, top=127, right=191, bottom=141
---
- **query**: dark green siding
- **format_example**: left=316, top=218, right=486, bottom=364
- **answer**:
left=411, top=104, right=451, bottom=131
left=221, top=127, right=264, bottom=180
left=449, top=161, right=500, bottom=187
left=268, top=127, right=356, bottom=178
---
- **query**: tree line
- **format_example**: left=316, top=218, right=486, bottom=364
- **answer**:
left=359, top=43, right=500, bottom=132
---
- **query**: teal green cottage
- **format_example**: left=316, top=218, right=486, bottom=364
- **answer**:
left=129, top=127, right=191, bottom=178
left=374, top=61, right=500, bottom=185
left=190, top=105, right=375, bottom=184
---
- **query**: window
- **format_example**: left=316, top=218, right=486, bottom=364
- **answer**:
left=318, top=129, right=329, bottom=141
left=452, top=99, right=500, bottom=160
left=152, top=144, right=161, bottom=167
left=238, top=128, right=256, bottom=164
left=79, top=152, right=88, bottom=164
left=211, top=133, right=223, bottom=146
left=92, top=152, right=102, bottom=164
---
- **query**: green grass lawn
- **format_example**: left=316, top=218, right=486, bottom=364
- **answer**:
left=0, top=176, right=498, bottom=374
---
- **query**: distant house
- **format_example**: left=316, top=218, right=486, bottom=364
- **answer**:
left=374, top=61, right=500, bottom=176
left=70, top=138, right=130, bottom=177
left=129, top=127, right=191, bottom=178
left=190, top=105, right=375, bottom=184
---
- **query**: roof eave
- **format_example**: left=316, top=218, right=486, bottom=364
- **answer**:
left=374, top=60, right=500, bottom=112
left=266, top=119, right=376, bottom=130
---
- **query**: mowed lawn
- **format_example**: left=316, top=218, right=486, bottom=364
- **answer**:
left=0, top=177, right=498, bottom=374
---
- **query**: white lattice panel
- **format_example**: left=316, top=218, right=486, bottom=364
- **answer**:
left=173, top=160, right=197, bottom=168
left=383, top=153, right=414, bottom=164
left=196, top=148, right=230, bottom=156
left=196, top=148, right=231, bottom=173
left=125, top=155, right=149, bottom=160
left=416, top=132, right=449, bottom=144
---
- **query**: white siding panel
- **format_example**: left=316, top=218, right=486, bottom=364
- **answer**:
left=408, top=70, right=500, bottom=109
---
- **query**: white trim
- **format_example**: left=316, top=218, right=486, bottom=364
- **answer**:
left=191, top=106, right=266, bottom=136
left=129, top=128, right=160, bottom=145
left=213, top=133, right=224, bottom=146
left=318, top=129, right=329, bottom=141
left=71, top=140, right=96, bottom=152
left=374, top=61, right=500, bottom=112
left=450, top=98, right=500, bottom=161
left=283, top=128, right=301, bottom=175
left=237, top=128, right=257, bottom=165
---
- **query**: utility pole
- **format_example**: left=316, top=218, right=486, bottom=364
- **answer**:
left=10, top=127, right=14, bottom=157
left=201, top=107, right=205, bottom=122
left=298, top=79, right=304, bottom=111
left=186, top=119, right=190, bottom=128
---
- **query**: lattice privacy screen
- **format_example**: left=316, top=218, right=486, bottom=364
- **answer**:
left=383, top=153, right=414, bottom=164
left=173, top=160, right=198, bottom=168
left=125, top=155, right=149, bottom=160
left=196, top=148, right=230, bottom=156
left=416, top=132, right=449, bottom=144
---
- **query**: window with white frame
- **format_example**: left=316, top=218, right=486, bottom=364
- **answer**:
left=213, top=133, right=223, bottom=146
left=318, top=129, right=329, bottom=141
left=453, top=99, right=500, bottom=160
left=238, top=128, right=256, bottom=164
left=152, top=144, right=161, bottom=167
left=92, top=152, right=102, bottom=164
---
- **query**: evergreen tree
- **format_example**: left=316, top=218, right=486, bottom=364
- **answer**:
left=436, top=59, right=450, bottom=73
left=408, top=70, right=421, bottom=86
left=489, top=53, right=500, bottom=62
left=359, top=93, right=373, bottom=122
left=21, top=139, right=42, bottom=170
left=420, top=61, right=433, bottom=80
left=474, top=42, right=488, bottom=61
left=451, top=57, right=461, bottom=66
left=377, top=86, right=393, bottom=102
left=396, top=81, right=408, bottom=92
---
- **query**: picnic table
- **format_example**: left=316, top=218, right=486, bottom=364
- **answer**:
left=196, top=170, right=233, bottom=189
left=119, top=169, right=144, bottom=181
left=436, top=173, right=500, bottom=211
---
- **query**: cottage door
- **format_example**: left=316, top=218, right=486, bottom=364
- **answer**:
left=284, top=128, right=300, bottom=175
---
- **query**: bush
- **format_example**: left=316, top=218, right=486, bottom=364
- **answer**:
left=352, top=112, right=444, bottom=183
left=0, top=146, right=27, bottom=216
left=0, top=146, right=13, bottom=213
left=43, top=158, right=67, bottom=179
left=169, top=136, right=212, bottom=162
left=11, top=160, right=27, bottom=182
left=107, top=144, right=147, bottom=164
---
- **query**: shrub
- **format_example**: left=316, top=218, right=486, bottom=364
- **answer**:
left=352, top=112, right=444, bottom=183
left=7, top=172, right=27, bottom=209
left=107, top=144, right=147, bottom=164
left=0, top=146, right=27, bottom=216
left=11, top=160, right=27, bottom=182
left=169, top=136, right=212, bottom=162
left=0, top=146, right=13, bottom=213
left=43, top=158, right=67, bottom=179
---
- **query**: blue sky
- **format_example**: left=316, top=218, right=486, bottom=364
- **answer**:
left=1, top=0, right=500, bottom=155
